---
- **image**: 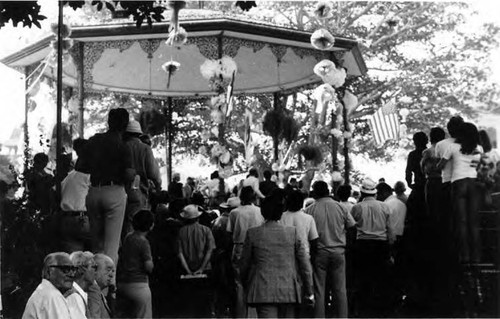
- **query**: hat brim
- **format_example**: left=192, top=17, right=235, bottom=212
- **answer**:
left=360, top=187, right=377, bottom=194
left=180, top=210, right=202, bottom=219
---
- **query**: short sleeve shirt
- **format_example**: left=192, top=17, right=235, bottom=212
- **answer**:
left=117, top=232, right=152, bottom=283
left=435, top=138, right=455, bottom=183
left=442, top=143, right=482, bottom=182
left=177, top=222, right=216, bottom=271
left=280, top=210, right=319, bottom=255
left=305, top=197, right=355, bottom=251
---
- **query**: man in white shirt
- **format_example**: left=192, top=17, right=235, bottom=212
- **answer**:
left=60, top=138, right=91, bottom=252
left=434, top=116, right=464, bottom=231
left=22, top=252, right=78, bottom=319
left=68, top=251, right=97, bottom=318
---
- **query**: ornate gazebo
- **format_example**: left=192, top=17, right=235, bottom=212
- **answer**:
left=1, top=12, right=367, bottom=182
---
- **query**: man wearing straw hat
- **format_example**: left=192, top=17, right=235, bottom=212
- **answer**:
left=351, top=177, right=395, bottom=317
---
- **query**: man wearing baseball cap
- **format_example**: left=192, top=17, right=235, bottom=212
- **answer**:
left=351, top=177, right=394, bottom=317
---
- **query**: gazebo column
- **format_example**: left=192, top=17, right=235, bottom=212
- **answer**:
left=23, top=67, right=30, bottom=174
left=55, top=0, right=64, bottom=196
left=342, top=100, right=350, bottom=184
left=164, top=97, right=173, bottom=183
left=77, top=42, right=85, bottom=138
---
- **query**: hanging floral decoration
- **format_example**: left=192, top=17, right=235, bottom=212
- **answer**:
left=161, top=60, right=181, bottom=89
left=166, top=26, right=188, bottom=47
left=314, top=2, right=333, bottom=19
left=209, top=142, right=233, bottom=168
left=310, top=28, right=335, bottom=50
left=330, top=128, right=343, bottom=138
left=331, top=171, right=343, bottom=182
left=200, top=56, right=237, bottom=94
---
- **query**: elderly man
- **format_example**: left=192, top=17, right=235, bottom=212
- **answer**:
left=22, top=252, right=78, bottom=319
left=351, top=177, right=394, bottom=317
left=88, top=254, right=115, bottom=318
left=68, top=251, right=97, bottom=318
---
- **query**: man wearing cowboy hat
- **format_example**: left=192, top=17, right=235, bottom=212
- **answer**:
left=177, top=204, right=216, bottom=317
left=122, top=119, right=162, bottom=240
left=351, top=177, right=395, bottom=317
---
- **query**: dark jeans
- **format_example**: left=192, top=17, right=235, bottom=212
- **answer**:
left=451, top=178, right=482, bottom=264
left=354, top=240, right=391, bottom=317
left=425, top=177, right=442, bottom=223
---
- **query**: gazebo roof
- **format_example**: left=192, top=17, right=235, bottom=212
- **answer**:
left=2, top=15, right=367, bottom=97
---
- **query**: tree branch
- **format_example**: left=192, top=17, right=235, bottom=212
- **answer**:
left=370, top=19, right=432, bottom=47
left=367, top=3, right=396, bottom=39
left=342, top=2, right=377, bottom=32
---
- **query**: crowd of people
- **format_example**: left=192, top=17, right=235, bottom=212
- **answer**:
left=10, top=108, right=500, bottom=318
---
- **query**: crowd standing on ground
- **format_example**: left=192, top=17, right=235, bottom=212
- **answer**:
left=11, top=108, right=500, bottom=318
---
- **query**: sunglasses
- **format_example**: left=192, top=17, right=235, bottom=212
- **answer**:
left=49, top=265, right=78, bottom=274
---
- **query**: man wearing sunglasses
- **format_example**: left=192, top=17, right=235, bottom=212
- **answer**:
left=68, top=251, right=97, bottom=318
left=22, top=252, right=78, bottom=319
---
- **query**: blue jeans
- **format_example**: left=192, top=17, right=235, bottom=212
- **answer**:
left=451, top=178, right=482, bottom=264
left=313, top=249, right=348, bottom=318
left=86, top=185, right=127, bottom=264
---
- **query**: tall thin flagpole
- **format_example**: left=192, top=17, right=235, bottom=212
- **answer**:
left=56, top=0, right=63, bottom=197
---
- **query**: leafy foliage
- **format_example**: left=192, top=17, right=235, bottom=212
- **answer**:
left=0, top=1, right=46, bottom=28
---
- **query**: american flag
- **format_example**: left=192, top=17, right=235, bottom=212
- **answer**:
left=368, top=100, right=400, bottom=146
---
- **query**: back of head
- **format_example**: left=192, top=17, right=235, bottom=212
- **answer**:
left=33, top=152, right=49, bottom=167
left=249, top=168, right=258, bottom=178
left=312, top=180, right=329, bottom=199
left=240, top=185, right=256, bottom=205
left=336, top=184, right=352, bottom=202
left=191, top=192, right=205, bottom=206
left=413, top=131, right=428, bottom=149
left=263, top=170, right=272, bottom=180
left=285, top=189, right=304, bottom=212
left=132, top=210, right=155, bottom=232
left=108, top=108, right=129, bottom=132
left=479, top=130, right=492, bottom=153
left=457, top=122, right=479, bottom=155
left=73, top=138, right=88, bottom=156
left=376, top=182, right=393, bottom=201
left=447, top=115, right=464, bottom=138
left=173, top=172, right=181, bottom=182
left=430, top=127, right=446, bottom=144
left=393, top=181, right=406, bottom=194
left=261, top=196, right=284, bottom=221
left=210, top=170, right=219, bottom=180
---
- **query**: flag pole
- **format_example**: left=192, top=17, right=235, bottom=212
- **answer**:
left=55, top=0, right=64, bottom=198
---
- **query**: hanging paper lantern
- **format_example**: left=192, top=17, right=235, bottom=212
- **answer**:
left=313, top=59, right=336, bottom=78
left=310, top=29, right=335, bottom=50
left=324, top=67, right=346, bottom=88
left=314, top=2, right=333, bottom=19
left=200, top=59, right=218, bottom=79
left=219, top=56, right=238, bottom=79
left=165, top=27, right=188, bottom=47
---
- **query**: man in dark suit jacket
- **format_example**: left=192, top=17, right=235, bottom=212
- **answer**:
left=88, top=254, right=115, bottom=318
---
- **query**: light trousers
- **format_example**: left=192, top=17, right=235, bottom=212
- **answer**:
left=86, top=185, right=127, bottom=264
left=117, top=282, right=152, bottom=318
